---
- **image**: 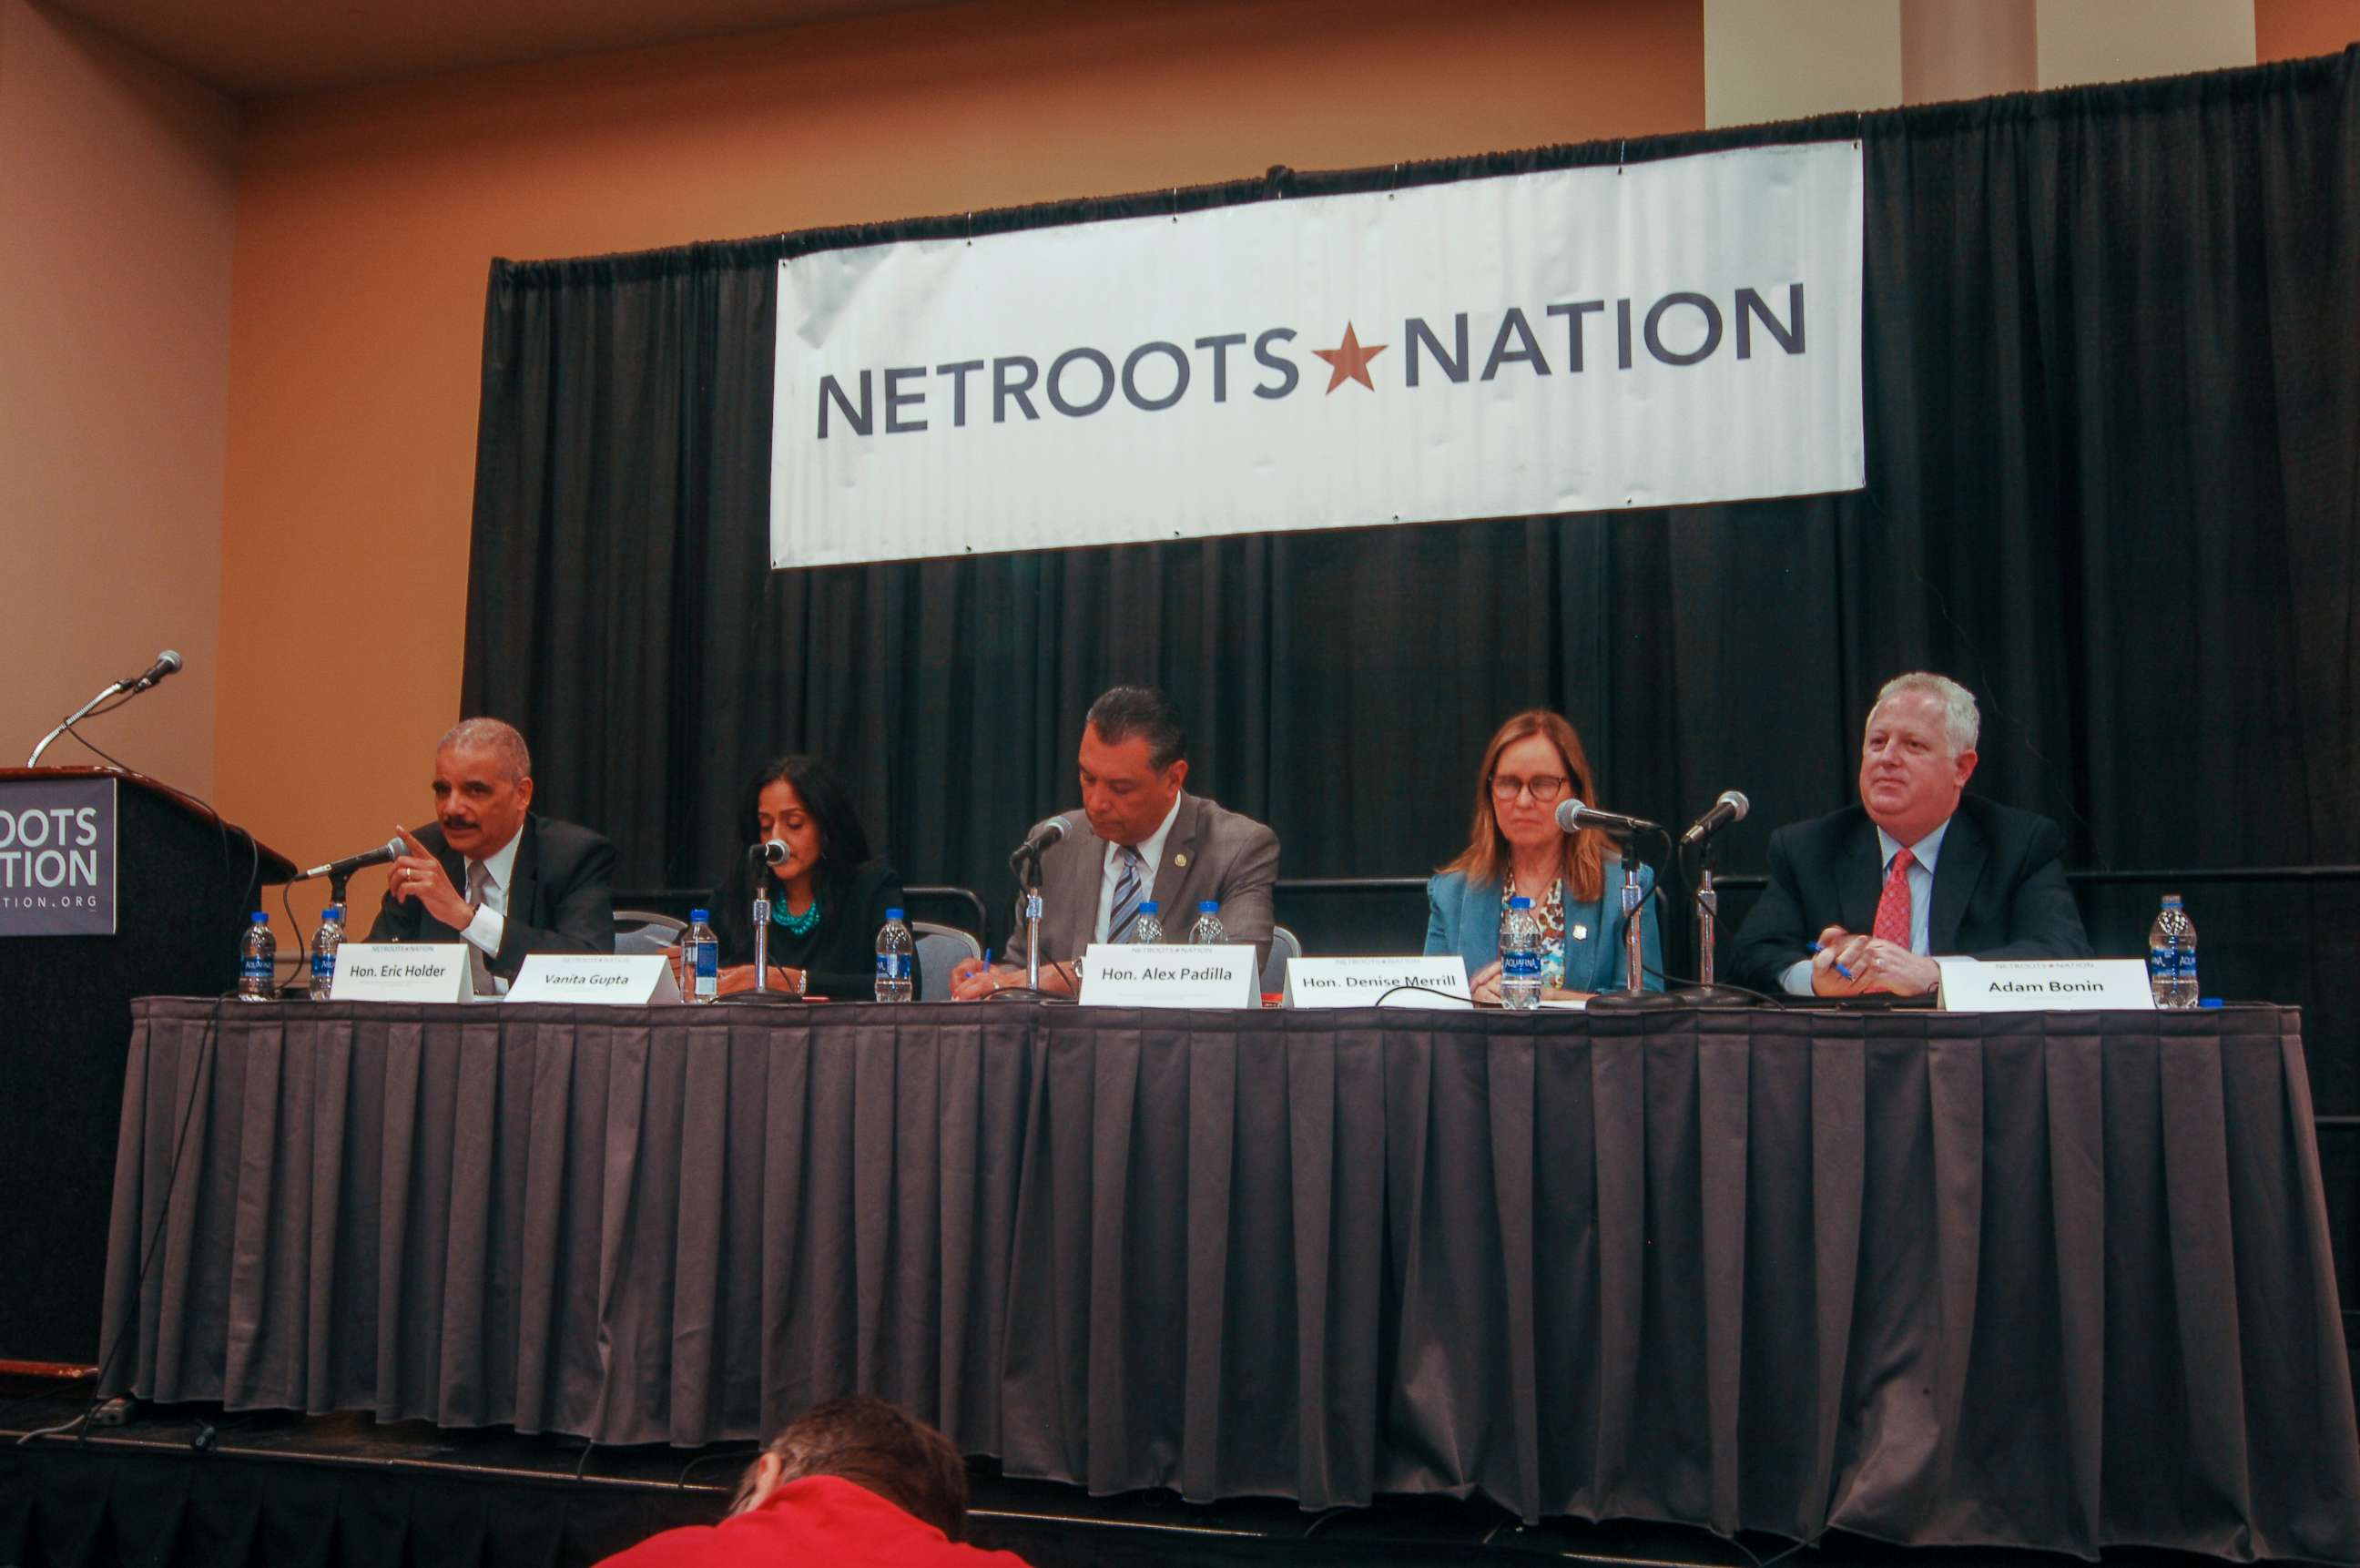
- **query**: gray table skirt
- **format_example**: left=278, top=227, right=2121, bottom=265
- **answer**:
left=100, top=998, right=2360, bottom=1562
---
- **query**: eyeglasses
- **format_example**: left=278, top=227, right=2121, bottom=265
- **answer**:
left=1489, top=773, right=1568, bottom=803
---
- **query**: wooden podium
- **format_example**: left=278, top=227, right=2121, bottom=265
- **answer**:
left=0, top=766, right=295, bottom=1368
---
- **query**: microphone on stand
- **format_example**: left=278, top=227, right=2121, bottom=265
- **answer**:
left=25, top=648, right=186, bottom=767
left=299, top=835, right=406, bottom=881
left=123, top=650, right=183, bottom=694
left=1554, top=798, right=1662, bottom=837
left=723, top=838, right=808, bottom=1004
left=1009, top=815, right=1072, bottom=866
left=1678, top=790, right=1750, bottom=848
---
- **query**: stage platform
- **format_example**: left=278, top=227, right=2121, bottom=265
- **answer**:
left=0, top=1375, right=2340, bottom=1568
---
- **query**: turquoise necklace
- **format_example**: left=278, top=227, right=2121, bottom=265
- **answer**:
left=768, top=890, right=823, bottom=935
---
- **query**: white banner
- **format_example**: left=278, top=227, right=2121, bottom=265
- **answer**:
left=772, top=141, right=1864, bottom=568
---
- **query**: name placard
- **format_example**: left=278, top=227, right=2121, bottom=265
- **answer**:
left=1078, top=943, right=1258, bottom=1009
left=508, top=953, right=683, bottom=1005
left=1935, top=957, right=2154, bottom=1012
left=1285, top=955, right=1473, bottom=1009
left=331, top=942, right=475, bottom=1003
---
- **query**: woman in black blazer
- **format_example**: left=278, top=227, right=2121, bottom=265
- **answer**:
left=712, top=755, right=917, bottom=999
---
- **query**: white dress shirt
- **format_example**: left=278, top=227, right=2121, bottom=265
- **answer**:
left=460, top=826, right=523, bottom=995
left=1094, top=792, right=1185, bottom=943
left=1779, top=818, right=1950, bottom=994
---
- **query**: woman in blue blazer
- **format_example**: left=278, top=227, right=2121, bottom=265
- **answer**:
left=1425, top=709, right=1663, bottom=1002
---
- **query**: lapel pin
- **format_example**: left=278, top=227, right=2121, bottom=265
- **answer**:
left=1174, top=852, right=1189, bottom=869
left=1571, top=923, right=1588, bottom=941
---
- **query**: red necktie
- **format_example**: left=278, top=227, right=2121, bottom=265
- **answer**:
left=1872, top=846, right=1915, bottom=948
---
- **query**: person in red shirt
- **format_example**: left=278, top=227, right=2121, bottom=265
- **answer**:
left=595, top=1396, right=1032, bottom=1568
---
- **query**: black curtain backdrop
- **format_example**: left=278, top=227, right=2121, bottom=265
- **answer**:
left=464, top=54, right=2360, bottom=1278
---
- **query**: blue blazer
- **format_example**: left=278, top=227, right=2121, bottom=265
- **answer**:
left=1424, top=861, right=1664, bottom=993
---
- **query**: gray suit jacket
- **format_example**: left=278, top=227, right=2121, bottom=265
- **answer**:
left=1003, top=793, right=1280, bottom=979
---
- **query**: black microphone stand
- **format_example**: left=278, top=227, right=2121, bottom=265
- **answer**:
left=983, top=841, right=1073, bottom=1002
left=1587, top=823, right=1680, bottom=1013
left=1668, top=839, right=1755, bottom=1007
left=718, top=841, right=806, bottom=1004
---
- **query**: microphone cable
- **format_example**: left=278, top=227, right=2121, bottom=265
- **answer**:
left=18, top=999, right=226, bottom=1447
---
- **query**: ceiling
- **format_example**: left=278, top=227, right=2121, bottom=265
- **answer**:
left=46, top=0, right=954, bottom=99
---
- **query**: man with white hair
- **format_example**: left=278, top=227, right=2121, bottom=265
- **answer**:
left=368, top=717, right=616, bottom=993
left=1730, top=673, right=2089, bottom=997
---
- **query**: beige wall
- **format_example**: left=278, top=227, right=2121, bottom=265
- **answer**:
left=2036, top=0, right=2255, bottom=87
left=210, top=0, right=1708, bottom=889
left=0, top=0, right=235, bottom=795
left=1704, top=0, right=1902, bottom=127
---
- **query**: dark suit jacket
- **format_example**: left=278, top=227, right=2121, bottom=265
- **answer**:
left=364, top=814, right=617, bottom=981
left=1728, top=797, right=2090, bottom=994
left=1003, top=793, right=1280, bottom=977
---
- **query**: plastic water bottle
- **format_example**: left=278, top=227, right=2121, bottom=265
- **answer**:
left=2148, top=893, right=2198, bottom=1009
left=308, top=904, right=344, bottom=1002
left=1188, top=901, right=1225, bottom=944
left=1130, top=901, right=1164, bottom=944
left=684, top=908, right=719, bottom=1004
left=874, top=908, right=915, bottom=1002
left=238, top=911, right=276, bottom=1002
left=1499, top=895, right=1542, bottom=1011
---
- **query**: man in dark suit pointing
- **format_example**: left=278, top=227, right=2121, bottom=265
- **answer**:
left=1730, top=672, right=2089, bottom=997
left=369, top=717, right=616, bottom=993
left=950, top=686, right=1279, bottom=997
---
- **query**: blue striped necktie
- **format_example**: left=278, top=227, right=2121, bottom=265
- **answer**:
left=1109, top=845, right=1146, bottom=942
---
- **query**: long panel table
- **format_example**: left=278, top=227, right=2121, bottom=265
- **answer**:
left=99, top=998, right=2360, bottom=1562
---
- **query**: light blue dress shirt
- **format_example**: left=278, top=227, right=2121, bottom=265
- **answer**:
left=1778, top=819, right=1951, bottom=994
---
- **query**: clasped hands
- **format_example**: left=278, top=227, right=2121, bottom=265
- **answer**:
left=1810, top=924, right=1939, bottom=996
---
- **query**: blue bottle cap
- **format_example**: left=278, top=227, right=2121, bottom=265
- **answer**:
left=885, top=908, right=904, bottom=921
left=252, top=911, right=268, bottom=922
left=2199, top=997, right=2225, bottom=1009
left=1199, top=900, right=1218, bottom=912
left=1509, top=895, right=1532, bottom=910
left=1139, top=901, right=1158, bottom=914
left=322, top=905, right=341, bottom=921
left=689, top=909, right=709, bottom=922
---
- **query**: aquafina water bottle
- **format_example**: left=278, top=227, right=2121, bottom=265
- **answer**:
left=683, top=908, right=719, bottom=1003
left=1188, top=901, right=1225, bottom=944
left=1499, top=895, right=1542, bottom=1011
left=238, top=911, right=277, bottom=1002
left=308, top=904, right=344, bottom=1001
left=2147, top=893, right=2198, bottom=1009
left=1130, top=901, right=1164, bottom=944
left=874, top=908, right=915, bottom=1002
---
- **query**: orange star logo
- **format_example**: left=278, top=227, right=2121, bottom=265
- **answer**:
left=1312, top=322, right=1387, bottom=393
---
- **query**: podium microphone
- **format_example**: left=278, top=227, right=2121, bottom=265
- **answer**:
left=26, top=648, right=186, bottom=767
left=125, top=649, right=183, bottom=693
left=300, top=835, right=406, bottom=881
left=1555, top=798, right=1660, bottom=837
left=1678, top=790, right=1749, bottom=848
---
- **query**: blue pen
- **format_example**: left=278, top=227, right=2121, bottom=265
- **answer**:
left=1808, top=941, right=1855, bottom=980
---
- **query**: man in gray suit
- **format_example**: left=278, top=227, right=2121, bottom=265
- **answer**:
left=950, top=686, right=1280, bottom=998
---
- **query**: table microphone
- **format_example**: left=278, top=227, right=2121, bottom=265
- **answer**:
left=1555, top=798, right=1661, bottom=836
left=300, top=835, right=405, bottom=881
left=1010, top=815, right=1071, bottom=863
left=1679, top=790, right=1750, bottom=848
left=758, top=839, right=789, bottom=864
